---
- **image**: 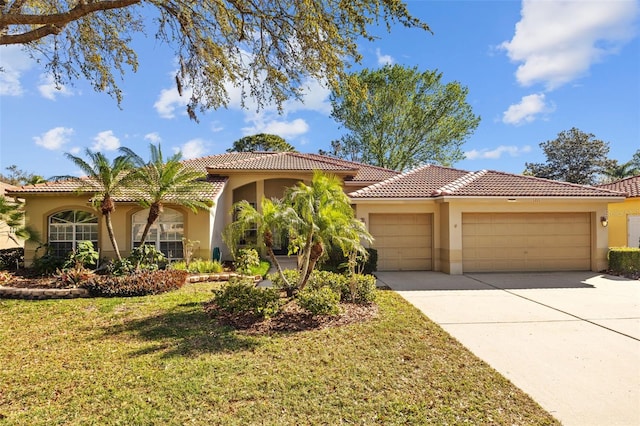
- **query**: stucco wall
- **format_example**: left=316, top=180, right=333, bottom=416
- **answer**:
left=355, top=197, right=614, bottom=274
left=22, top=194, right=214, bottom=265
left=606, top=198, right=640, bottom=247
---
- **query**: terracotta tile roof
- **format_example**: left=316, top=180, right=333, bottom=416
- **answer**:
left=596, top=175, right=640, bottom=198
left=6, top=175, right=227, bottom=201
left=350, top=165, right=625, bottom=199
left=0, top=181, right=19, bottom=196
left=186, top=152, right=398, bottom=183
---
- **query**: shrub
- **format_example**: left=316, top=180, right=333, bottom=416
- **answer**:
left=0, top=248, right=24, bottom=270
left=212, top=278, right=281, bottom=319
left=32, top=251, right=66, bottom=276
left=348, top=273, right=377, bottom=304
left=55, top=267, right=95, bottom=288
left=235, top=248, right=260, bottom=275
left=170, top=259, right=223, bottom=274
left=81, top=270, right=188, bottom=297
left=130, top=245, right=167, bottom=271
left=297, top=286, right=341, bottom=316
left=268, top=269, right=300, bottom=296
left=319, top=247, right=378, bottom=274
left=306, top=270, right=349, bottom=300
left=64, top=240, right=99, bottom=269
left=608, top=248, right=640, bottom=275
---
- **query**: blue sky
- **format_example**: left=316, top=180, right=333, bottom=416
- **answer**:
left=1, top=0, right=639, bottom=179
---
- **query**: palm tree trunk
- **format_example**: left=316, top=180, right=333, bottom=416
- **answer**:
left=297, top=232, right=314, bottom=289
left=139, top=202, right=161, bottom=246
left=299, top=239, right=322, bottom=291
left=104, top=212, right=122, bottom=261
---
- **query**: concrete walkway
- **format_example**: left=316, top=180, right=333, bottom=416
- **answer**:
left=376, top=271, right=640, bottom=426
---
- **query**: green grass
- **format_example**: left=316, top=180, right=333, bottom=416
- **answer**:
left=248, top=260, right=271, bottom=278
left=0, top=284, right=558, bottom=425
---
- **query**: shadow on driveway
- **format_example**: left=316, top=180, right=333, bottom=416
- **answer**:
left=375, top=271, right=607, bottom=291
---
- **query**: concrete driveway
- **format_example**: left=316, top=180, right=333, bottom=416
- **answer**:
left=375, top=271, right=640, bottom=426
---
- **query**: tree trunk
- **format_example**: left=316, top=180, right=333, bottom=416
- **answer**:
left=138, top=202, right=161, bottom=246
left=297, top=232, right=315, bottom=290
left=104, top=212, right=122, bottom=261
left=264, top=229, right=293, bottom=294
left=299, top=240, right=323, bottom=291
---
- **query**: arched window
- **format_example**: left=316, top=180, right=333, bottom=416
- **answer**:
left=132, top=208, right=184, bottom=260
left=48, top=210, right=98, bottom=258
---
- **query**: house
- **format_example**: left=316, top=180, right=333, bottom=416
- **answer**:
left=597, top=175, right=640, bottom=248
left=0, top=181, right=23, bottom=250
left=7, top=152, right=624, bottom=274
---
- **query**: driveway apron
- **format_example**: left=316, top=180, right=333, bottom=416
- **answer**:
left=376, top=271, right=640, bottom=426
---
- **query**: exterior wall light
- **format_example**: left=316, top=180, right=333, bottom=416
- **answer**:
left=600, top=216, right=608, bottom=227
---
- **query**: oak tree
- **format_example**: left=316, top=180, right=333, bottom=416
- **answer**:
left=329, top=64, right=480, bottom=171
left=227, top=133, right=296, bottom=153
left=1, top=1, right=429, bottom=118
left=524, top=128, right=613, bottom=185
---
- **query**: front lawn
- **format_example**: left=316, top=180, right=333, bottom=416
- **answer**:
left=0, top=284, right=558, bottom=425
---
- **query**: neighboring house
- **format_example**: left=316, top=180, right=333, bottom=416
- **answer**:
left=0, top=181, right=23, bottom=250
left=7, top=152, right=624, bottom=274
left=597, top=175, right=640, bottom=248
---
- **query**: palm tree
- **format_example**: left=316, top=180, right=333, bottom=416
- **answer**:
left=603, top=160, right=640, bottom=182
left=226, top=171, right=373, bottom=292
left=121, top=144, right=213, bottom=247
left=57, top=149, right=138, bottom=260
left=225, top=198, right=300, bottom=289
left=0, top=195, right=38, bottom=244
left=284, top=171, right=373, bottom=290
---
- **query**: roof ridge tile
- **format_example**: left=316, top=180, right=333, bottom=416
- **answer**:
left=432, top=169, right=487, bottom=196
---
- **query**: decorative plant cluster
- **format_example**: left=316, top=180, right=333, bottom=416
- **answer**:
left=81, top=270, right=189, bottom=297
left=169, top=259, right=224, bottom=274
left=210, top=278, right=281, bottom=320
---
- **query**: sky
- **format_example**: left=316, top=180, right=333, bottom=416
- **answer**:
left=1, top=0, right=639, bottom=179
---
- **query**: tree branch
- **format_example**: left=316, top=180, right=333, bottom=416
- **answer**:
left=1, top=0, right=141, bottom=44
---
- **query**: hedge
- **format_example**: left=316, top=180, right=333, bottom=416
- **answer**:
left=608, top=248, right=640, bottom=275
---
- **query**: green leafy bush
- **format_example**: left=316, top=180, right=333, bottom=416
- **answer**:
left=32, top=249, right=66, bottom=276
left=348, top=274, right=377, bottom=304
left=297, top=286, right=341, bottom=316
left=81, top=270, right=188, bottom=297
left=235, top=248, right=260, bottom=275
left=130, top=245, right=167, bottom=271
left=268, top=269, right=300, bottom=296
left=319, top=247, right=378, bottom=274
left=608, top=248, right=640, bottom=275
left=211, top=278, right=281, bottom=319
left=170, top=259, right=224, bottom=274
left=306, top=270, right=349, bottom=300
left=64, top=240, right=99, bottom=269
left=0, top=248, right=24, bottom=270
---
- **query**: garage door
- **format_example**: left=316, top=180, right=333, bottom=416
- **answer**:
left=369, top=213, right=432, bottom=271
left=463, top=213, right=591, bottom=272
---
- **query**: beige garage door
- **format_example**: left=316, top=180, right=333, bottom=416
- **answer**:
left=463, top=213, right=591, bottom=272
left=369, top=213, right=432, bottom=271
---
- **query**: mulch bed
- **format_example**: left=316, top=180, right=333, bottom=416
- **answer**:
left=204, top=300, right=379, bottom=334
left=0, top=270, right=60, bottom=289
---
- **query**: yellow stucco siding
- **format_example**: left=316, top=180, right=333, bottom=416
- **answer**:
left=21, top=194, right=214, bottom=264
left=606, top=198, right=640, bottom=247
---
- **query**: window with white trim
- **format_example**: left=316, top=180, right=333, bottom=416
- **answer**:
left=132, top=208, right=184, bottom=261
left=48, top=210, right=98, bottom=258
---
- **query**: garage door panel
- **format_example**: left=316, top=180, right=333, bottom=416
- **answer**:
left=463, top=213, right=591, bottom=272
left=370, top=213, right=432, bottom=271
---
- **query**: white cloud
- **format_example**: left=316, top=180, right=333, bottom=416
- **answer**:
left=173, top=139, right=206, bottom=160
left=33, top=127, right=74, bottom=150
left=465, top=145, right=532, bottom=160
left=502, top=93, right=554, bottom=125
left=91, top=130, right=120, bottom=151
left=144, top=132, right=162, bottom=143
left=38, top=74, right=72, bottom=100
left=0, top=45, right=34, bottom=96
left=376, top=48, right=394, bottom=66
left=154, top=87, right=190, bottom=119
left=242, top=118, right=309, bottom=140
left=501, top=0, right=638, bottom=89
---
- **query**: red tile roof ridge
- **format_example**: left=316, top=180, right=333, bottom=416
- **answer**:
left=595, top=174, right=640, bottom=197
left=204, top=151, right=283, bottom=169
left=431, top=169, right=487, bottom=196
left=303, top=153, right=399, bottom=174
left=483, top=169, right=628, bottom=194
left=349, top=164, right=435, bottom=197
